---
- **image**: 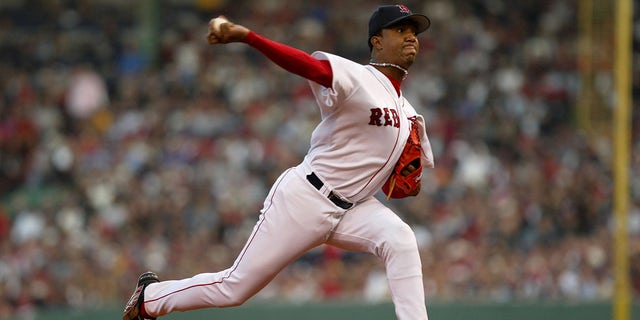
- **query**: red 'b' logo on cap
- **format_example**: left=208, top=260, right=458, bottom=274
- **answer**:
left=397, top=4, right=411, bottom=14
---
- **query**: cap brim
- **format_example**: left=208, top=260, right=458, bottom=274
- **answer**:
left=382, top=14, right=431, bottom=34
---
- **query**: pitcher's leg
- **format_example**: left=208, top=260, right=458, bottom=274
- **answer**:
left=142, top=169, right=339, bottom=317
left=326, top=197, right=428, bottom=320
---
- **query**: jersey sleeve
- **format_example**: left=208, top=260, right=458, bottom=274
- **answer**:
left=308, top=52, right=364, bottom=108
left=243, top=32, right=332, bottom=88
left=415, top=114, right=435, bottom=168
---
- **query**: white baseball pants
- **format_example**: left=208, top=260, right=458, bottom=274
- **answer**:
left=142, top=164, right=428, bottom=320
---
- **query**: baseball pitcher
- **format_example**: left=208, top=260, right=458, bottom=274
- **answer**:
left=124, top=4, right=435, bottom=320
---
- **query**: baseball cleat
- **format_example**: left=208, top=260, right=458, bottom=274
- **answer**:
left=123, top=271, right=160, bottom=320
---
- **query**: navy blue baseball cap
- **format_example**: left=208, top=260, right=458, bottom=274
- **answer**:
left=368, top=4, right=431, bottom=50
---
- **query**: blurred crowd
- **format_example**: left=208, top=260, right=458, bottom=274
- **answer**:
left=0, top=0, right=639, bottom=318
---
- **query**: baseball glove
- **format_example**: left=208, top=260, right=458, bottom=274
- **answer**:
left=382, top=118, right=423, bottom=200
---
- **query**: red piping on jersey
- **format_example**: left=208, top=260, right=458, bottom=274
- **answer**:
left=243, top=31, right=333, bottom=88
left=352, top=127, right=401, bottom=199
left=144, top=168, right=293, bottom=306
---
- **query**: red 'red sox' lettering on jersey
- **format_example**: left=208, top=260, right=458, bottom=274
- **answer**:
left=368, top=107, right=400, bottom=127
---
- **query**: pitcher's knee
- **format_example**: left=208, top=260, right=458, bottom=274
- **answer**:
left=380, top=222, right=418, bottom=254
left=223, top=287, right=255, bottom=307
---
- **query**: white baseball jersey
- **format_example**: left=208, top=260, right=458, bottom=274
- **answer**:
left=306, top=52, right=434, bottom=202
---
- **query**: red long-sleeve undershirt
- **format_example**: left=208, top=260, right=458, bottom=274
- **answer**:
left=243, top=31, right=333, bottom=88
left=242, top=31, right=402, bottom=95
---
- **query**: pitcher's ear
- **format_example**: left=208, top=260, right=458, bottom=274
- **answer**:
left=370, top=35, right=382, bottom=51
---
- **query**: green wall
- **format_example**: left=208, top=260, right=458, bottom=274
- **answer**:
left=32, top=301, right=639, bottom=320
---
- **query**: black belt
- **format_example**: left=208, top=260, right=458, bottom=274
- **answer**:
left=306, top=172, right=353, bottom=210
